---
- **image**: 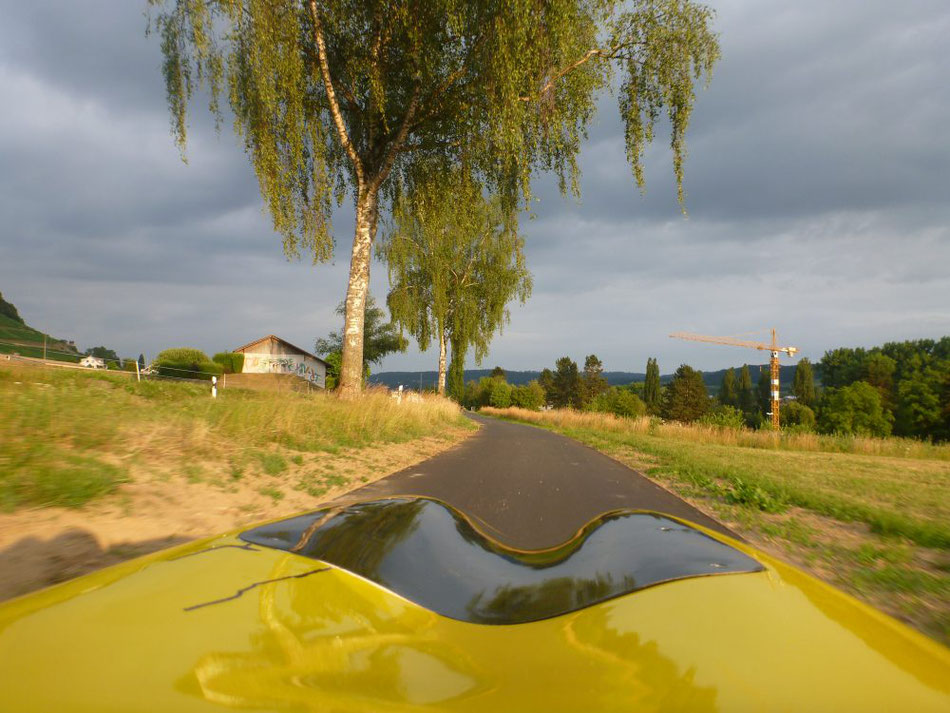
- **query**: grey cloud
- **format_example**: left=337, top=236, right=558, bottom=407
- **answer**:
left=0, top=0, right=947, bottom=374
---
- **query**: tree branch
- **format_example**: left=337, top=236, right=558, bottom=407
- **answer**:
left=370, top=83, right=421, bottom=192
left=519, top=43, right=639, bottom=102
left=307, top=0, right=364, bottom=185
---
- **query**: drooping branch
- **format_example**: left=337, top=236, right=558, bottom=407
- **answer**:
left=307, top=0, right=364, bottom=185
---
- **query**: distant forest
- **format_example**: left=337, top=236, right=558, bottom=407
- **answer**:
left=373, top=337, right=949, bottom=441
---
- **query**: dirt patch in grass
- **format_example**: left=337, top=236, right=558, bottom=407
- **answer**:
left=0, top=431, right=473, bottom=602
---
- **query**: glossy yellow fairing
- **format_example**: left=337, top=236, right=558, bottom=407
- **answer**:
left=1, top=512, right=948, bottom=712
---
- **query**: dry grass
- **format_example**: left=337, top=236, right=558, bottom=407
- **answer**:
left=0, top=362, right=472, bottom=510
left=484, top=406, right=950, bottom=460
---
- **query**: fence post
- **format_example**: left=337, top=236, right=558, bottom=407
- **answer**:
left=134, top=360, right=141, bottom=382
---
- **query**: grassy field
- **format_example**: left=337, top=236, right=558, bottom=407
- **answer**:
left=483, top=406, right=950, bottom=646
left=0, top=314, right=80, bottom=362
left=0, top=361, right=473, bottom=511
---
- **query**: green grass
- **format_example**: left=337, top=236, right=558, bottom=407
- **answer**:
left=0, top=362, right=471, bottom=511
left=257, top=486, right=285, bottom=502
left=253, top=451, right=288, bottom=476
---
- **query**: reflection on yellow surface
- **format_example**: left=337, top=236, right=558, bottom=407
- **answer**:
left=185, top=553, right=720, bottom=712
left=189, top=555, right=486, bottom=710
left=1, top=528, right=949, bottom=712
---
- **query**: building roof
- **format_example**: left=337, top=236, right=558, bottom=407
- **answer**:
left=232, top=335, right=328, bottom=365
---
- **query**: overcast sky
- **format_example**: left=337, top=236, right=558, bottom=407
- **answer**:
left=1, top=0, right=947, bottom=375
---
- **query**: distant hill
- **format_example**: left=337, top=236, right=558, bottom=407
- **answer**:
left=371, top=363, right=804, bottom=393
left=0, top=292, right=79, bottom=362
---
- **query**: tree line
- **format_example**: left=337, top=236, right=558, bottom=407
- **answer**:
left=454, top=337, right=949, bottom=441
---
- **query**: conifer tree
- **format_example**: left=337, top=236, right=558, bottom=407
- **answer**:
left=644, top=357, right=661, bottom=414
left=662, top=364, right=709, bottom=422
left=582, top=354, right=609, bottom=406
left=719, top=367, right=737, bottom=407
left=737, top=364, right=756, bottom=415
left=792, top=357, right=816, bottom=407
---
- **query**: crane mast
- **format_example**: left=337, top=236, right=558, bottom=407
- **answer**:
left=669, top=329, right=799, bottom=429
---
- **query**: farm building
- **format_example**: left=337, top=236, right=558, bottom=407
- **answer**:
left=79, top=356, right=106, bottom=369
left=232, top=335, right=327, bottom=389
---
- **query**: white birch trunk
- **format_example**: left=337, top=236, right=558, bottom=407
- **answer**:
left=338, top=188, right=378, bottom=399
left=437, top=329, right=447, bottom=396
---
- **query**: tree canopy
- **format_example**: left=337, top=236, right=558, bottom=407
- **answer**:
left=315, top=295, right=407, bottom=387
left=662, top=364, right=708, bottom=422
left=379, top=168, right=530, bottom=396
left=149, top=0, right=720, bottom=396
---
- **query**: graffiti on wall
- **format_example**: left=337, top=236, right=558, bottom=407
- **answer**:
left=243, top=355, right=324, bottom=386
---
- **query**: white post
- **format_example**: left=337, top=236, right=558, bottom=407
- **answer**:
left=211, top=375, right=218, bottom=399
left=398, top=384, right=403, bottom=404
left=135, top=360, right=141, bottom=382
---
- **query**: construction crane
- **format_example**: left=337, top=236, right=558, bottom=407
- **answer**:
left=669, top=329, right=799, bottom=429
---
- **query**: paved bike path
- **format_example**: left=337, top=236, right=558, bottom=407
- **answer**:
left=333, top=414, right=736, bottom=549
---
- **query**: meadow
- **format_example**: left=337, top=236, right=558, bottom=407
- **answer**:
left=483, top=406, right=950, bottom=645
left=0, top=361, right=472, bottom=511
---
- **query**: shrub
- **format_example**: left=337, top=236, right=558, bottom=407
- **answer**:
left=489, top=381, right=513, bottom=408
left=589, top=387, right=646, bottom=418
left=724, top=478, right=787, bottom=513
left=700, top=405, right=746, bottom=429
left=155, top=347, right=209, bottom=363
left=511, top=381, right=546, bottom=410
left=213, top=352, right=245, bottom=374
left=781, top=401, right=816, bottom=431
left=154, top=347, right=222, bottom=381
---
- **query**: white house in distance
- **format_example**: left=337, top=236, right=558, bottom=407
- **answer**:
left=232, top=335, right=327, bottom=389
left=79, top=355, right=106, bottom=369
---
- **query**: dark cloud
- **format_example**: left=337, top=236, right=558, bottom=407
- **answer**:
left=0, top=0, right=947, bottom=372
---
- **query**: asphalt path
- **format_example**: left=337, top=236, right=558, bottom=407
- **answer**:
left=332, top=414, right=736, bottom=550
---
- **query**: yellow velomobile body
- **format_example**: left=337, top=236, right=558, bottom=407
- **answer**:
left=1, top=496, right=948, bottom=712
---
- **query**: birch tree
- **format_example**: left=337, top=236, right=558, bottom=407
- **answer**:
left=149, top=0, right=719, bottom=398
left=379, top=169, right=531, bottom=396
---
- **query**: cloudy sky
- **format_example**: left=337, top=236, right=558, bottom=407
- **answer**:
left=1, top=0, right=947, bottom=375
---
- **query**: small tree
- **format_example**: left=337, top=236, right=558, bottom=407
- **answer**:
left=644, top=357, right=661, bottom=414
left=792, top=357, right=816, bottom=407
left=781, top=401, right=816, bottom=431
left=581, top=354, right=609, bottom=407
left=381, top=169, right=530, bottom=397
left=589, top=387, right=646, bottom=419
left=315, top=295, right=407, bottom=385
left=662, top=364, right=709, bottom=423
left=737, top=364, right=756, bottom=418
left=511, top=381, right=546, bottom=411
left=551, top=357, right=583, bottom=409
left=718, top=368, right=737, bottom=407
left=538, top=368, right=556, bottom=406
left=489, top=381, right=513, bottom=409
left=699, top=405, right=745, bottom=429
